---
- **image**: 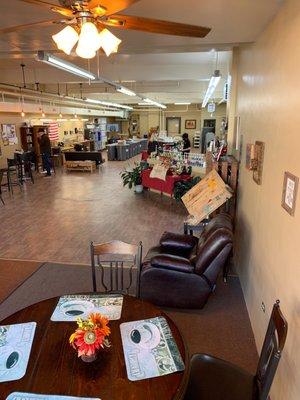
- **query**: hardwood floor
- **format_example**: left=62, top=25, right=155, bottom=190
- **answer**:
left=0, top=155, right=188, bottom=264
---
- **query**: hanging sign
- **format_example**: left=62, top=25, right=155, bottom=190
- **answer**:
left=207, top=102, right=215, bottom=113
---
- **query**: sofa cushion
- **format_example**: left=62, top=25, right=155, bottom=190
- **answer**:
left=160, top=231, right=198, bottom=257
left=151, top=254, right=194, bottom=273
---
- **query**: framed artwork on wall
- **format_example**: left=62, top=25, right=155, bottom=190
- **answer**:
left=1, top=124, right=18, bottom=145
left=185, top=119, right=196, bottom=129
left=281, top=172, right=299, bottom=216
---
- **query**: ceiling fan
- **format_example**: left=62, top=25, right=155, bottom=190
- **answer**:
left=0, top=0, right=211, bottom=59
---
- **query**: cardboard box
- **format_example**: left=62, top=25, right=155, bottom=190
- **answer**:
left=182, top=169, right=233, bottom=225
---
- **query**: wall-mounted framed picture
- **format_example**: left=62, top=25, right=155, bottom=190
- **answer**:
left=185, top=119, right=196, bottom=129
left=281, top=172, right=299, bottom=216
left=1, top=124, right=18, bottom=145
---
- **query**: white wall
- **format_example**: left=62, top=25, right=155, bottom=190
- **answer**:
left=235, top=1, right=300, bottom=399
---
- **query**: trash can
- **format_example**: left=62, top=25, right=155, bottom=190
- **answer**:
left=126, top=142, right=133, bottom=158
left=107, top=144, right=117, bottom=161
left=117, top=144, right=130, bottom=161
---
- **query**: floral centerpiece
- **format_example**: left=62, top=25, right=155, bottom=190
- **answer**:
left=69, top=313, right=111, bottom=362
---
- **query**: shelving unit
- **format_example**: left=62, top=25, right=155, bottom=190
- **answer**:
left=20, top=125, right=48, bottom=170
left=193, top=131, right=201, bottom=148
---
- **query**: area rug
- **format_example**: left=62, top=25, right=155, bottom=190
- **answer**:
left=0, top=258, right=44, bottom=304
left=0, top=261, right=258, bottom=374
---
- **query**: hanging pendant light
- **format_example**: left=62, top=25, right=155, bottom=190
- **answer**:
left=52, top=26, right=79, bottom=55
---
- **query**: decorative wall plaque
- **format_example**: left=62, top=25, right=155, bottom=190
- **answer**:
left=281, top=172, right=299, bottom=216
left=253, top=141, right=265, bottom=185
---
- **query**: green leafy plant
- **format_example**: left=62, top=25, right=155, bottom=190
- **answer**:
left=120, top=163, right=143, bottom=189
left=173, top=176, right=201, bottom=202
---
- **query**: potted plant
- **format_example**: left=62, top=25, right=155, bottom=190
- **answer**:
left=173, top=176, right=201, bottom=202
left=120, top=163, right=144, bottom=193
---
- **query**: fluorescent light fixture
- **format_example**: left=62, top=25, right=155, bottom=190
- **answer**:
left=117, top=87, right=136, bottom=97
left=37, top=51, right=96, bottom=80
left=86, top=98, right=133, bottom=110
left=143, top=98, right=167, bottom=109
left=57, top=118, right=68, bottom=122
left=202, top=70, right=221, bottom=108
left=52, top=26, right=79, bottom=55
left=174, top=102, right=191, bottom=105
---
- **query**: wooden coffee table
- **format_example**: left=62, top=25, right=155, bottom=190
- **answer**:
left=1, top=295, right=188, bottom=400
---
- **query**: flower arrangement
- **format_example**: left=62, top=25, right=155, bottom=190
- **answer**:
left=69, top=313, right=111, bottom=360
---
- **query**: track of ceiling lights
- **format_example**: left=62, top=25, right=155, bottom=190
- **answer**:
left=37, top=52, right=167, bottom=109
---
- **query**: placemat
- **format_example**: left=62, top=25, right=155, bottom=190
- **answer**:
left=120, top=316, right=185, bottom=381
left=51, top=294, right=123, bottom=322
left=6, top=394, right=100, bottom=400
left=0, top=322, right=36, bottom=383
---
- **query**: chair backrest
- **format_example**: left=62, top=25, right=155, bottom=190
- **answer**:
left=256, top=300, right=288, bottom=400
left=91, top=240, right=143, bottom=297
left=194, top=228, right=233, bottom=286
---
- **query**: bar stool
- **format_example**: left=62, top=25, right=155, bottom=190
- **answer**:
left=7, top=158, right=23, bottom=194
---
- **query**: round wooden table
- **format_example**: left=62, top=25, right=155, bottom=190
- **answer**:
left=1, top=295, right=188, bottom=400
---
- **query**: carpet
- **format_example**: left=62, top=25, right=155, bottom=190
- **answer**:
left=0, top=258, right=44, bottom=303
left=0, top=261, right=258, bottom=374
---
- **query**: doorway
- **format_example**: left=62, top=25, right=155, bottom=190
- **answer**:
left=166, top=117, right=181, bottom=136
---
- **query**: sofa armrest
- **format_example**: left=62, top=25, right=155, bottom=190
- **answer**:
left=151, top=254, right=194, bottom=273
left=160, top=231, right=198, bottom=256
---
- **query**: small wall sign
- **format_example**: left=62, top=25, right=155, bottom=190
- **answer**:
left=207, top=102, right=216, bottom=113
left=281, top=172, right=299, bottom=216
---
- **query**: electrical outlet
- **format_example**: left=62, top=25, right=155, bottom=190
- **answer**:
left=261, top=302, right=266, bottom=313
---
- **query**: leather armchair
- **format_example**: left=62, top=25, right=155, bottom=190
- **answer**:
left=140, top=214, right=233, bottom=309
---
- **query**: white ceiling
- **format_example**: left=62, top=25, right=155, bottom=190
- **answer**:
left=0, top=0, right=284, bottom=105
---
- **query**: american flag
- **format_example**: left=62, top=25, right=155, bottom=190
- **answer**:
left=47, top=122, right=59, bottom=141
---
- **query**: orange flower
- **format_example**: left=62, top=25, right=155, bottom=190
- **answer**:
left=89, top=313, right=111, bottom=337
left=69, top=313, right=111, bottom=357
left=70, top=328, right=105, bottom=357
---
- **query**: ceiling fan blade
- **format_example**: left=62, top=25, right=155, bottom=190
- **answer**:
left=0, top=19, right=63, bottom=35
left=88, top=0, right=141, bottom=16
left=102, top=15, right=211, bottom=38
left=18, top=0, right=74, bottom=17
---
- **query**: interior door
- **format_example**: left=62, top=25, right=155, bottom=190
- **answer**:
left=166, top=117, right=181, bottom=136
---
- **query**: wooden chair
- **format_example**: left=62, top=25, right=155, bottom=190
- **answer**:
left=90, top=240, right=143, bottom=297
left=183, top=300, right=288, bottom=400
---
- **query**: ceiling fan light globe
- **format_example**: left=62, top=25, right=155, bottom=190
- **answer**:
left=52, top=26, right=79, bottom=55
left=75, top=43, right=96, bottom=59
left=98, top=28, right=121, bottom=57
left=79, top=21, right=99, bottom=43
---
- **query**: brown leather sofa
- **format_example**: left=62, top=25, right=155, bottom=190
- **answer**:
left=140, top=214, right=233, bottom=309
